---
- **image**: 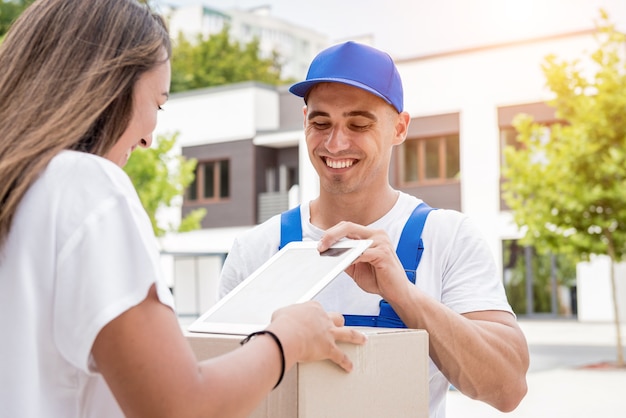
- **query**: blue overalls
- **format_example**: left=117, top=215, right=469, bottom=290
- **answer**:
left=279, top=202, right=436, bottom=328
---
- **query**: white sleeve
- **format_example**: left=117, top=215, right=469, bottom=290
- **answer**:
left=218, top=216, right=282, bottom=299
left=218, top=235, right=253, bottom=299
left=53, top=193, right=174, bottom=373
left=440, top=215, right=513, bottom=315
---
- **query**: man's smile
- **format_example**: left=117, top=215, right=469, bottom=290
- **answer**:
left=324, top=157, right=357, bottom=169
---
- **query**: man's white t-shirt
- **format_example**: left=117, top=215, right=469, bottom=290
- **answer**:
left=0, top=151, right=174, bottom=418
left=219, top=192, right=513, bottom=418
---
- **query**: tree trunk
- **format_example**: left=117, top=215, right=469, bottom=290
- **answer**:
left=608, top=253, right=624, bottom=367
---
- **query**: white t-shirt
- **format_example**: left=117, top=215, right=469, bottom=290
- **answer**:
left=0, top=151, right=174, bottom=418
left=219, top=192, right=513, bottom=418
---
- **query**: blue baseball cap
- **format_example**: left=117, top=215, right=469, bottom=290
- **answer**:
left=289, top=41, right=404, bottom=113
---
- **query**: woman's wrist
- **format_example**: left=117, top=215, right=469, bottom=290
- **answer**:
left=240, top=330, right=286, bottom=389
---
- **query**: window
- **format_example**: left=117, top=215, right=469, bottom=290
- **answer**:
left=500, top=124, right=552, bottom=171
left=399, top=135, right=460, bottom=185
left=500, top=127, right=519, bottom=168
left=498, top=102, right=559, bottom=171
left=502, top=239, right=577, bottom=317
left=187, top=159, right=230, bottom=202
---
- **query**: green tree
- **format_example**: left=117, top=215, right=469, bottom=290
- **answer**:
left=502, top=10, right=626, bottom=367
left=1, top=1, right=153, bottom=38
left=124, top=132, right=206, bottom=238
left=170, top=26, right=286, bottom=93
left=0, top=0, right=33, bottom=37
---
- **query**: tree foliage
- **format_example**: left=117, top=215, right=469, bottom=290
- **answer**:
left=123, top=133, right=206, bottom=237
left=503, top=10, right=626, bottom=261
left=502, top=9, right=626, bottom=365
left=170, top=26, right=285, bottom=93
left=0, top=0, right=33, bottom=36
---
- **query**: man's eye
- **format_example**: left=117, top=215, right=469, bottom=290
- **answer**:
left=312, top=122, right=330, bottom=129
left=351, top=124, right=369, bottom=130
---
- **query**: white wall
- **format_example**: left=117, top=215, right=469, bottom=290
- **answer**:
left=164, top=254, right=225, bottom=316
left=156, top=83, right=279, bottom=146
left=578, top=256, right=626, bottom=322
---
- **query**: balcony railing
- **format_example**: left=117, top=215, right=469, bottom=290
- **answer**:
left=258, top=191, right=290, bottom=223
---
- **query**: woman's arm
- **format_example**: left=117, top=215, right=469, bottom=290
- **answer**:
left=92, top=284, right=366, bottom=418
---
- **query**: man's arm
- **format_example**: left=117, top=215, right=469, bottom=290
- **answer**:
left=393, top=291, right=529, bottom=411
left=318, top=221, right=529, bottom=412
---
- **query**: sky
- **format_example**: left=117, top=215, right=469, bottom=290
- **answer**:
left=158, top=0, right=626, bottom=59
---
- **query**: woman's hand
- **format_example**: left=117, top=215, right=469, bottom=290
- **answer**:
left=268, top=301, right=367, bottom=372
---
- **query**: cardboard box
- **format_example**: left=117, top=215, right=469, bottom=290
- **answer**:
left=185, top=327, right=429, bottom=418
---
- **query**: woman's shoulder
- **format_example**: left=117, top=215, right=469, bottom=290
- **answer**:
left=41, top=151, right=138, bottom=206
left=48, top=151, right=133, bottom=189
left=37, top=151, right=143, bottom=236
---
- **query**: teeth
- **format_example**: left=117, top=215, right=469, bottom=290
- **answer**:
left=326, top=158, right=354, bottom=169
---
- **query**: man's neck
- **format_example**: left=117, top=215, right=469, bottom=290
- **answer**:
left=310, top=187, right=400, bottom=230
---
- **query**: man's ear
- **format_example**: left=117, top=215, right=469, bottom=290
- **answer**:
left=302, top=105, right=308, bottom=128
left=393, top=111, right=410, bottom=145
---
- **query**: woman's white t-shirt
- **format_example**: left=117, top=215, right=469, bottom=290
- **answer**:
left=0, top=151, right=174, bottom=418
left=219, top=192, right=513, bottom=418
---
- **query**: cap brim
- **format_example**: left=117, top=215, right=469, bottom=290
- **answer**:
left=289, top=77, right=394, bottom=108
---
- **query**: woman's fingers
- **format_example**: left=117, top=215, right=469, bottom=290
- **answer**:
left=328, top=311, right=345, bottom=327
left=326, top=347, right=355, bottom=372
left=325, top=312, right=367, bottom=372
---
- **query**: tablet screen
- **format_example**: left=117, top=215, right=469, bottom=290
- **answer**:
left=187, top=239, right=372, bottom=335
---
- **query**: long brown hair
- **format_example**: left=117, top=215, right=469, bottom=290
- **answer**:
left=0, top=0, right=171, bottom=247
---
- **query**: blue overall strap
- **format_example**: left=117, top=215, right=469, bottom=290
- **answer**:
left=344, top=202, right=435, bottom=328
left=279, top=205, right=302, bottom=250
left=396, top=202, right=434, bottom=283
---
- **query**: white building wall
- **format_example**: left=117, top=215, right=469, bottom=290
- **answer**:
left=578, top=256, right=626, bottom=322
left=156, top=83, right=279, bottom=147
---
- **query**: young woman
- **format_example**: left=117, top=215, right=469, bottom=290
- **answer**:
left=0, top=1, right=366, bottom=417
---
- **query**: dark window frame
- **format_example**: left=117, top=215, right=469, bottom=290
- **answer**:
left=186, top=159, right=231, bottom=203
left=398, top=134, right=461, bottom=186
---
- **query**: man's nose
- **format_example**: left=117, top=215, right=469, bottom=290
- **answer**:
left=324, top=127, right=350, bottom=153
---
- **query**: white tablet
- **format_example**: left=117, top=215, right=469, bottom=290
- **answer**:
left=187, top=239, right=372, bottom=335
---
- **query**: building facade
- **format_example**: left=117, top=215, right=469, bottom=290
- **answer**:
left=155, top=4, right=626, bottom=322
